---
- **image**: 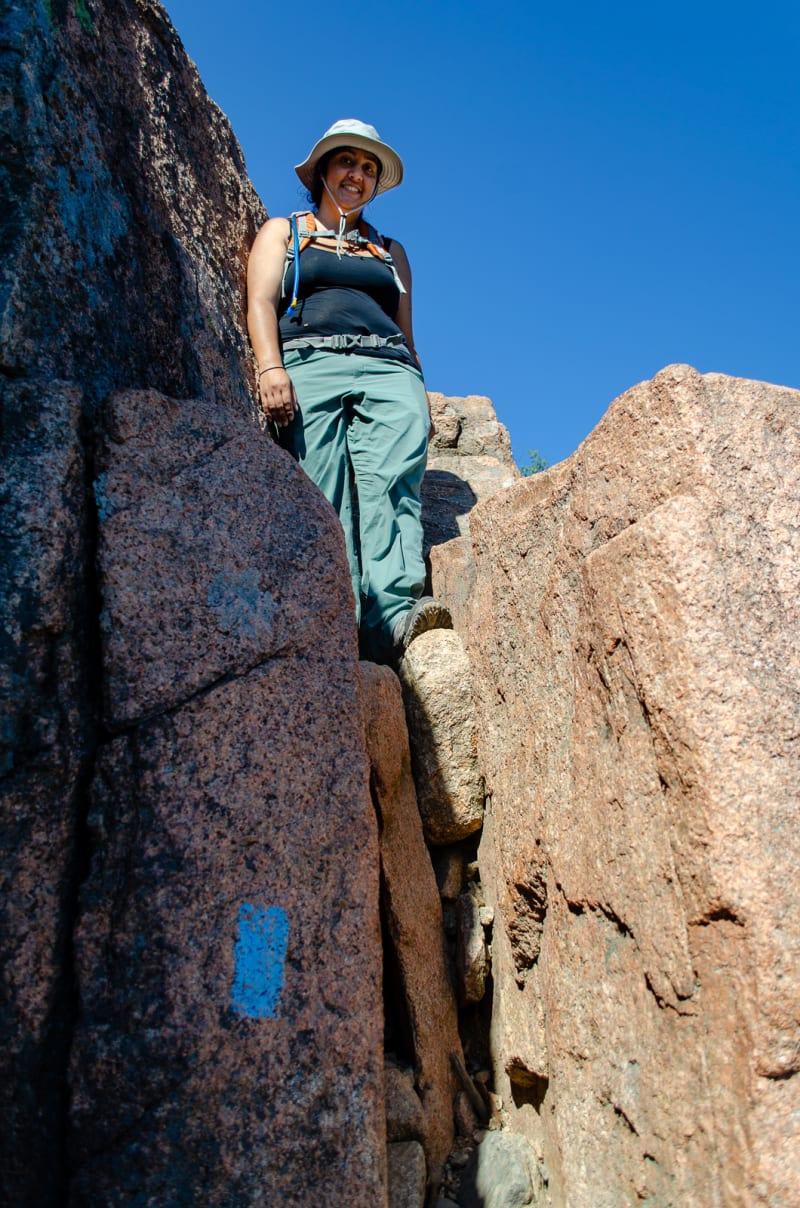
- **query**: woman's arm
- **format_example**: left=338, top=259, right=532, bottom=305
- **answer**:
left=390, top=238, right=434, bottom=438
left=246, top=217, right=297, bottom=426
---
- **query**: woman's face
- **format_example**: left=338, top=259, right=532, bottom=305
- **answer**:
left=324, top=148, right=380, bottom=210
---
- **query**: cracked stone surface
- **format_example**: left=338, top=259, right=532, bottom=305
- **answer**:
left=72, top=388, right=385, bottom=1205
left=2, top=0, right=267, bottom=1190
left=95, top=388, right=354, bottom=727
left=459, top=366, right=800, bottom=1206
left=2, top=0, right=388, bottom=1199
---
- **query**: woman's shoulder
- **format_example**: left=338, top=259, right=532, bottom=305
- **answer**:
left=376, top=231, right=406, bottom=255
left=261, top=215, right=292, bottom=238
left=364, top=222, right=398, bottom=248
left=249, top=216, right=291, bottom=257
left=384, top=235, right=409, bottom=264
left=247, top=217, right=294, bottom=276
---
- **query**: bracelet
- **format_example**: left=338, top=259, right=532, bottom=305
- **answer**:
left=257, top=365, right=284, bottom=379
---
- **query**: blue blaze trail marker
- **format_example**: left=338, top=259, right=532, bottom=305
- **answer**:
left=231, top=904, right=289, bottom=1019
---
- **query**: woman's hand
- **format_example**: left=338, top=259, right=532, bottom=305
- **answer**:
left=258, top=366, right=297, bottom=427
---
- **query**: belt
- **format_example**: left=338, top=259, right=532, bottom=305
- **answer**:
left=281, top=333, right=407, bottom=352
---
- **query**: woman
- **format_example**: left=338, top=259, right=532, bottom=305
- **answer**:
left=247, top=119, right=451, bottom=663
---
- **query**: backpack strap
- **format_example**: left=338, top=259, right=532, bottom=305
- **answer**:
left=285, top=211, right=319, bottom=316
left=284, top=212, right=407, bottom=317
left=358, top=218, right=387, bottom=262
left=297, top=211, right=316, bottom=255
left=358, top=220, right=407, bottom=295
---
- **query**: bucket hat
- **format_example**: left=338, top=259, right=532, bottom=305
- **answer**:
left=295, top=119, right=404, bottom=195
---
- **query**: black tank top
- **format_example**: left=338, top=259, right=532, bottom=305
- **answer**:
left=278, top=245, right=413, bottom=365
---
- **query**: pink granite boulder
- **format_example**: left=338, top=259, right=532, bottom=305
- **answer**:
left=70, top=389, right=386, bottom=1205
left=361, top=662, right=463, bottom=1192
left=462, top=367, right=800, bottom=1205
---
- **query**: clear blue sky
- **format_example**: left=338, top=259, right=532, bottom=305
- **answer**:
left=163, top=0, right=799, bottom=468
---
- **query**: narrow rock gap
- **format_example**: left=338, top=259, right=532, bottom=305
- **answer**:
left=378, top=868, right=416, bottom=1071
left=403, top=751, right=495, bottom=1203
left=58, top=416, right=107, bottom=1201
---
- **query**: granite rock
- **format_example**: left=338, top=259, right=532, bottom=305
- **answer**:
left=458, top=1132, right=540, bottom=1208
left=388, top=1141, right=427, bottom=1208
left=386, top=1065, right=426, bottom=1144
left=71, top=389, right=385, bottom=1204
left=2, top=0, right=266, bottom=1187
left=464, top=366, right=800, bottom=1205
left=429, top=535, right=477, bottom=635
left=456, top=891, right=489, bottom=1006
left=1, top=0, right=264, bottom=412
left=399, top=631, right=484, bottom=846
left=361, top=662, right=463, bottom=1190
left=433, top=847, right=467, bottom=901
left=2, top=2, right=390, bottom=1200
left=71, top=659, right=384, bottom=1206
left=0, top=381, right=89, bottom=1204
left=423, top=394, right=518, bottom=553
left=95, top=388, right=354, bottom=727
left=453, top=1090, right=481, bottom=1139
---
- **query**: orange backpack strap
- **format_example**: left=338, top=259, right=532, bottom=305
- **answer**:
left=297, top=211, right=315, bottom=254
left=358, top=218, right=387, bottom=261
left=358, top=220, right=407, bottom=295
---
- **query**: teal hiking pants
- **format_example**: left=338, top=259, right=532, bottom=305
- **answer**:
left=283, top=348, right=430, bottom=660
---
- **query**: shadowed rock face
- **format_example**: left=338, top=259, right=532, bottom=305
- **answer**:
left=1, top=0, right=263, bottom=411
left=68, top=391, right=385, bottom=1205
left=0, top=380, right=89, bottom=1205
left=457, top=365, right=800, bottom=1206
left=1, top=3, right=386, bottom=1204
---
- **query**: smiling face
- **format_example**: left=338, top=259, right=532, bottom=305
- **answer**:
left=323, top=147, right=381, bottom=211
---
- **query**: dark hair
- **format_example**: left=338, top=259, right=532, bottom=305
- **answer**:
left=308, top=146, right=383, bottom=208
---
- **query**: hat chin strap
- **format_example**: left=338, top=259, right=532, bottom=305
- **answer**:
left=321, top=177, right=377, bottom=256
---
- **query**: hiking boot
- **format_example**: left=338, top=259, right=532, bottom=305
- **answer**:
left=392, top=596, right=453, bottom=658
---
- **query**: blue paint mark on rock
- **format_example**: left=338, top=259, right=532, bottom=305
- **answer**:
left=231, top=904, right=289, bottom=1019
left=207, top=570, right=275, bottom=640
left=93, top=473, right=114, bottom=521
